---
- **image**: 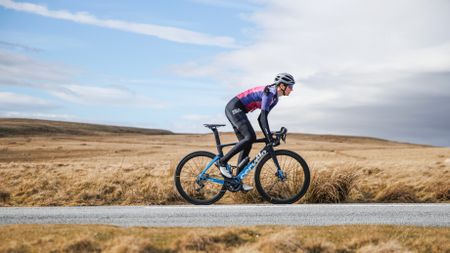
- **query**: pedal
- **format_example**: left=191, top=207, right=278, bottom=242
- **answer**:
left=241, top=184, right=254, bottom=192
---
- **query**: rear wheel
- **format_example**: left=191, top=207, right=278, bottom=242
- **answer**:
left=174, top=151, right=226, bottom=205
left=255, top=149, right=310, bottom=204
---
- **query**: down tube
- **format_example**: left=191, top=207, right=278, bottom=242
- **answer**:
left=238, top=148, right=269, bottom=180
left=238, top=162, right=255, bottom=181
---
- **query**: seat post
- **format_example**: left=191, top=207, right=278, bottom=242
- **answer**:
left=211, top=128, right=224, bottom=157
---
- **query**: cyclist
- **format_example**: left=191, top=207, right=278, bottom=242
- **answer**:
left=218, top=73, right=295, bottom=191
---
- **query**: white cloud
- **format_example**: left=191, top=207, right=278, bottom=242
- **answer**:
left=172, top=0, right=450, bottom=145
left=0, top=40, right=43, bottom=52
left=0, top=50, right=76, bottom=87
left=50, top=84, right=166, bottom=108
left=182, top=114, right=213, bottom=121
left=0, top=91, right=57, bottom=110
left=0, top=111, right=75, bottom=120
left=175, top=0, right=450, bottom=82
left=0, top=50, right=166, bottom=108
left=190, top=0, right=263, bottom=11
left=175, top=113, right=231, bottom=133
left=0, top=0, right=237, bottom=48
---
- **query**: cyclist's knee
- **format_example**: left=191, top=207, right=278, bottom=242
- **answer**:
left=238, top=123, right=256, bottom=144
left=249, top=134, right=256, bottom=143
left=242, top=132, right=256, bottom=143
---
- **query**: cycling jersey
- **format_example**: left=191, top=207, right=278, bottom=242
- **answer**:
left=220, top=85, right=278, bottom=167
left=236, top=86, right=278, bottom=112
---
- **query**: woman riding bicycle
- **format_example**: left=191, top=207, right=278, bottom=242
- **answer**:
left=218, top=73, right=295, bottom=190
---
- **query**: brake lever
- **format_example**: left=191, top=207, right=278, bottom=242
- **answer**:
left=281, top=127, right=287, bottom=143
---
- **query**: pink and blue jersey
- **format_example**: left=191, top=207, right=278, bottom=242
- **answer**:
left=236, top=86, right=278, bottom=113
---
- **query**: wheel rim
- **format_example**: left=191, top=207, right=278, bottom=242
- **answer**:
left=258, top=154, right=307, bottom=202
left=178, top=155, right=224, bottom=202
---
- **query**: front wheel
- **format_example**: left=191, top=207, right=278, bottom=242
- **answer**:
left=255, top=149, right=310, bottom=204
left=174, top=151, right=226, bottom=205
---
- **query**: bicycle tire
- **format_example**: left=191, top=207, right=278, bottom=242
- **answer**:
left=255, top=149, right=310, bottom=204
left=174, top=151, right=226, bottom=205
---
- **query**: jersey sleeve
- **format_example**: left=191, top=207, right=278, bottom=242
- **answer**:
left=258, top=110, right=273, bottom=143
left=261, top=91, right=274, bottom=111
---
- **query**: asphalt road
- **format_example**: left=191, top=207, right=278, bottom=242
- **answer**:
left=0, top=204, right=449, bottom=227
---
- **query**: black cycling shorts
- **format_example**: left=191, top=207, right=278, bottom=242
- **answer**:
left=225, top=97, right=248, bottom=128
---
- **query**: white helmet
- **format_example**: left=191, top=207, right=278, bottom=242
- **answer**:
left=274, top=73, right=295, bottom=86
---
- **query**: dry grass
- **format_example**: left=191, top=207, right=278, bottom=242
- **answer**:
left=303, top=165, right=359, bottom=203
left=434, top=183, right=450, bottom=201
left=356, top=240, right=413, bottom=253
left=0, top=162, right=182, bottom=206
left=0, top=224, right=449, bottom=253
left=375, top=183, right=419, bottom=203
left=175, top=229, right=257, bottom=252
left=1, top=119, right=450, bottom=206
left=0, top=189, right=11, bottom=202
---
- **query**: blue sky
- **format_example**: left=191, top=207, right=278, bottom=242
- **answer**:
left=1, top=0, right=449, bottom=146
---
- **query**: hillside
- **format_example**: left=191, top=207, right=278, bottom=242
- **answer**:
left=0, top=118, right=448, bottom=206
left=0, top=118, right=173, bottom=137
left=0, top=118, right=424, bottom=147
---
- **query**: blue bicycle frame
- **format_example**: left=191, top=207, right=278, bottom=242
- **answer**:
left=196, top=125, right=283, bottom=185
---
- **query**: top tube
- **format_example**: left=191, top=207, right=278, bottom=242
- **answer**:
left=220, top=137, right=267, bottom=148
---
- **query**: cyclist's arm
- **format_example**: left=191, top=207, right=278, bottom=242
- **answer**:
left=258, top=92, right=275, bottom=143
left=258, top=110, right=273, bottom=143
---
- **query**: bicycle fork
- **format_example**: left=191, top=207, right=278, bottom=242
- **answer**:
left=266, top=145, right=286, bottom=181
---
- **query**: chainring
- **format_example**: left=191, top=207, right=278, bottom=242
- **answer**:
left=224, top=177, right=242, bottom=192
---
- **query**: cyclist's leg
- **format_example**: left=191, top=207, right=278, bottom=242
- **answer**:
left=233, top=126, right=252, bottom=175
left=224, top=119, right=256, bottom=190
left=232, top=126, right=248, bottom=164
left=221, top=110, right=256, bottom=165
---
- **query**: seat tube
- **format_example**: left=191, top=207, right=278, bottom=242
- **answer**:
left=212, top=128, right=224, bottom=157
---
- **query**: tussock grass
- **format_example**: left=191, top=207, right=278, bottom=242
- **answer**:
left=238, top=229, right=304, bottom=253
left=62, top=238, right=101, bottom=253
left=434, top=183, right=450, bottom=201
left=0, top=162, right=183, bottom=206
left=356, top=240, right=412, bottom=253
left=175, top=229, right=258, bottom=252
left=304, top=165, right=359, bottom=203
left=105, top=236, right=175, bottom=253
left=232, top=189, right=266, bottom=204
left=1, top=225, right=448, bottom=253
left=0, top=189, right=11, bottom=202
left=375, top=183, right=418, bottom=203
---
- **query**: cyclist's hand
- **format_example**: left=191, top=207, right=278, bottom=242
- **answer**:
left=270, top=134, right=280, bottom=147
left=267, top=133, right=275, bottom=144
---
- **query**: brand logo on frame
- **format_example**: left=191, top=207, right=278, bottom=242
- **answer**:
left=239, top=150, right=268, bottom=179
left=254, top=150, right=267, bottom=164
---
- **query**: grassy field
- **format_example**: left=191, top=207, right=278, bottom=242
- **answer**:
left=0, top=118, right=449, bottom=206
left=0, top=224, right=449, bottom=253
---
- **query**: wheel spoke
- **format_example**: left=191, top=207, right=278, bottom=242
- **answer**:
left=256, top=151, right=309, bottom=204
left=175, top=153, right=225, bottom=204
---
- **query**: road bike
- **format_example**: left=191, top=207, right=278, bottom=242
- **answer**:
left=174, top=124, right=310, bottom=204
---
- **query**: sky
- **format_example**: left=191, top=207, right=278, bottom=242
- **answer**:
left=0, top=0, right=449, bottom=146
